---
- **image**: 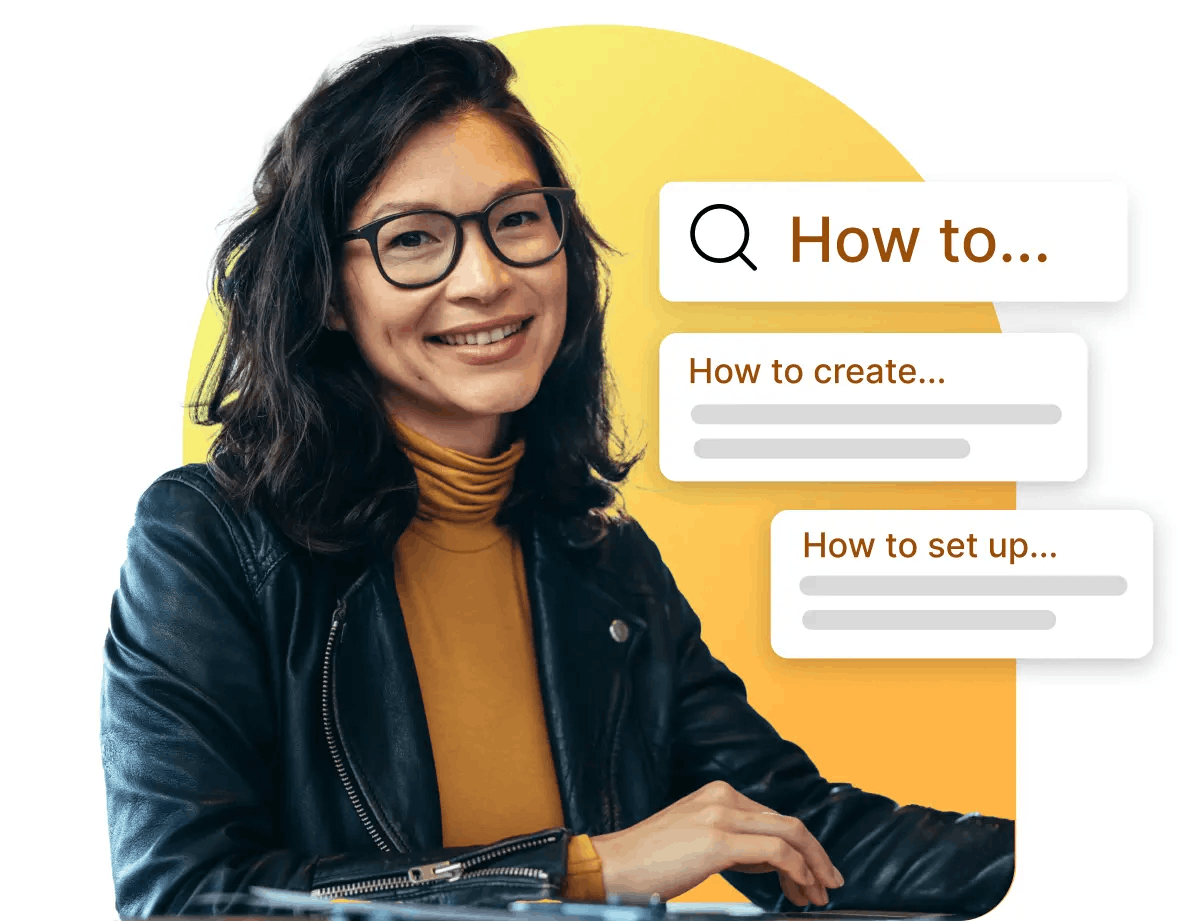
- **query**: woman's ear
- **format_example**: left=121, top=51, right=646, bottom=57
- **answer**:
left=326, top=307, right=349, bottom=332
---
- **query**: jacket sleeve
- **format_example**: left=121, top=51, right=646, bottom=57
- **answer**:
left=101, top=474, right=568, bottom=917
left=641, top=527, right=1014, bottom=918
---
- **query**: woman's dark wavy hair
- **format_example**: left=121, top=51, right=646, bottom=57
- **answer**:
left=192, top=36, right=640, bottom=556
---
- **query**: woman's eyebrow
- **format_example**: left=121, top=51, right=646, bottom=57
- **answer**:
left=363, top=179, right=544, bottom=223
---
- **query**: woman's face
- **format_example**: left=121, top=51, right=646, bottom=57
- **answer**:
left=334, top=110, right=568, bottom=450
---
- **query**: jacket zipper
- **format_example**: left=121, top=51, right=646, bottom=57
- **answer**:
left=310, top=831, right=562, bottom=900
left=321, top=599, right=393, bottom=854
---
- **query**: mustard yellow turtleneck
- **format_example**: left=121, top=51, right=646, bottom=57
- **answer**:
left=392, top=420, right=604, bottom=901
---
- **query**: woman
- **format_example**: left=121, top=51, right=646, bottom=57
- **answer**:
left=101, top=36, right=1013, bottom=918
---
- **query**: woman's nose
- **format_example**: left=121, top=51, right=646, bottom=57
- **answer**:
left=444, top=223, right=510, bottom=303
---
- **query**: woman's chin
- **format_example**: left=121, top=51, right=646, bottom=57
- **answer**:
left=399, top=391, right=539, bottom=428
left=455, top=394, right=538, bottom=421
left=444, top=378, right=545, bottom=419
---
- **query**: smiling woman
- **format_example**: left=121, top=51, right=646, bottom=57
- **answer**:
left=192, top=40, right=627, bottom=556
left=334, top=115, right=572, bottom=456
left=100, top=35, right=1013, bottom=920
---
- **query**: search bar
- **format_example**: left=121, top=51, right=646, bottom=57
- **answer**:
left=660, top=182, right=1127, bottom=302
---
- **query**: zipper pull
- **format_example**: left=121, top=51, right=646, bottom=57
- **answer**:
left=406, top=860, right=463, bottom=884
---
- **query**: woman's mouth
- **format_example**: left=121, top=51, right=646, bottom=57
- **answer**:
left=429, top=317, right=532, bottom=347
left=426, top=316, right=534, bottom=365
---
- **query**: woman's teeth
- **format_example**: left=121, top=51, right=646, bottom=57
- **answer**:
left=436, top=321, right=524, bottom=346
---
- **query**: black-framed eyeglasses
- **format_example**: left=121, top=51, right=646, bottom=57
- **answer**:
left=337, top=187, right=576, bottom=289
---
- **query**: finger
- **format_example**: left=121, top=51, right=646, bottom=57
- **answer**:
left=698, top=805, right=842, bottom=889
left=759, top=813, right=842, bottom=889
left=732, top=861, right=812, bottom=907
left=719, top=833, right=828, bottom=907
left=778, top=870, right=810, bottom=908
left=727, top=795, right=843, bottom=889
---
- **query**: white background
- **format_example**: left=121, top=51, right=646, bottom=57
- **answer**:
left=1, top=3, right=1194, bottom=918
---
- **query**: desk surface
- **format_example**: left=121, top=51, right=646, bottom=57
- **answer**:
left=225, top=890, right=964, bottom=921
left=148, top=915, right=961, bottom=921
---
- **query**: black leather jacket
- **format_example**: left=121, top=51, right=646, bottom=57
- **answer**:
left=101, top=465, right=1013, bottom=917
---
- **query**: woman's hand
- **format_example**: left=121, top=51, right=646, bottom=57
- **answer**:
left=589, top=781, right=844, bottom=907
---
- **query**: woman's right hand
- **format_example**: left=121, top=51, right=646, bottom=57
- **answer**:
left=588, top=781, right=844, bottom=907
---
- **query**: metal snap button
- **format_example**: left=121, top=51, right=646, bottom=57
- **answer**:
left=609, top=619, right=630, bottom=643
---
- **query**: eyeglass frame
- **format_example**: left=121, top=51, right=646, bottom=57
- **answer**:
left=335, top=186, right=577, bottom=290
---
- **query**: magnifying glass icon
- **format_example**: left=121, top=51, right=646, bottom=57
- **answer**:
left=689, top=204, right=757, bottom=271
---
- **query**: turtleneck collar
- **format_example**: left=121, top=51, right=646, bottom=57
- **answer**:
left=392, top=417, right=525, bottom=552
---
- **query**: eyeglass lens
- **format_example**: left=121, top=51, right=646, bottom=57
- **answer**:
left=375, top=191, right=566, bottom=286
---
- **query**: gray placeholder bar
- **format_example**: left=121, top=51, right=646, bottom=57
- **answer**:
left=694, top=438, right=970, bottom=459
left=799, top=575, right=1128, bottom=596
left=802, top=610, right=1057, bottom=630
left=692, top=403, right=1062, bottom=425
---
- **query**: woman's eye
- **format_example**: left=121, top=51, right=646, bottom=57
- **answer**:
left=390, top=227, right=424, bottom=247
left=497, top=211, right=540, bottom=229
left=384, top=230, right=438, bottom=250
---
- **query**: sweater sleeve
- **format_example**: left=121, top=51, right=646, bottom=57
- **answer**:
left=561, top=834, right=606, bottom=902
